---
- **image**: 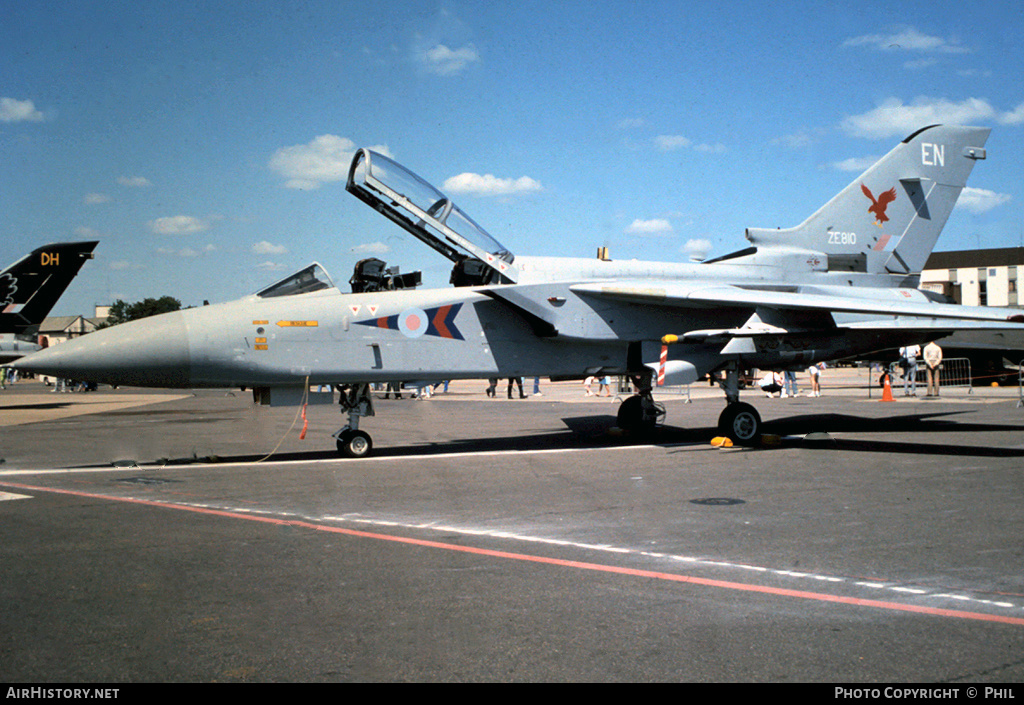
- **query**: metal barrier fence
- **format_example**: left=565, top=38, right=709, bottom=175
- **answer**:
left=1018, top=360, right=1023, bottom=409
left=937, top=357, right=972, bottom=391
left=624, top=375, right=694, bottom=402
left=868, top=357, right=972, bottom=397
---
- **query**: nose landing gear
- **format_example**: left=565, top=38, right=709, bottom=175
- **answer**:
left=336, top=427, right=373, bottom=458
left=334, top=383, right=376, bottom=458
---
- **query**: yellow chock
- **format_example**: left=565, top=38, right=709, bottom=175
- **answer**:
left=760, top=434, right=782, bottom=447
left=710, top=436, right=734, bottom=448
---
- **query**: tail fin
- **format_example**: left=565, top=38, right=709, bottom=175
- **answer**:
left=746, top=125, right=991, bottom=275
left=0, top=241, right=98, bottom=334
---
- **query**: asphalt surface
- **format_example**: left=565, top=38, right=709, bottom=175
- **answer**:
left=2, top=374, right=1024, bottom=683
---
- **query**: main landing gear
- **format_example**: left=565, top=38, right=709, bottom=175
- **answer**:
left=716, top=364, right=761, bottom=445
left=334, top=383, right=375, bottom=458
left=615, top=371, right=666, bottom=434
left=717, top=401, right=761, bottom=445
left=615, top=363, right=762, bottom=446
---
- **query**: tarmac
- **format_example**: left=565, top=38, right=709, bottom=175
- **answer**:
left=2, top=370, right=1024, bottom=682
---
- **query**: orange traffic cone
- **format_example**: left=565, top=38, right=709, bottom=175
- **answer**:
left=880, top=373, right=895, bottom=402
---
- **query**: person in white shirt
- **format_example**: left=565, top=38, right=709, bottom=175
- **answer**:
left=923, top=341, right=943, bottom=397
left=807, top=363, right=823, bottom=397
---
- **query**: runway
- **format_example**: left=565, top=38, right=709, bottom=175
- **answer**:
left=2, top=376, right=1024, bottom=682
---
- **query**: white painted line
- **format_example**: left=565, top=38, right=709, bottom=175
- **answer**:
left=118, top=496, right=1024, bottom=616
left=0, top=491, right=32, bottom=501
left=0, top=440, right=709, bottom=475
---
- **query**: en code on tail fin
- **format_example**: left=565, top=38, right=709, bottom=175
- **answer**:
left=746, top=125, right=990, bottom=276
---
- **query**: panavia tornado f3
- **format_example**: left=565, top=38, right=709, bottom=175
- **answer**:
left=14, top=125, right=1023, bottom=456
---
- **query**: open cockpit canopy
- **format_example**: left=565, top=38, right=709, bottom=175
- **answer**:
left=257, top=262, right=335, bottom=298
left=347, top=149, right=517, bottom=284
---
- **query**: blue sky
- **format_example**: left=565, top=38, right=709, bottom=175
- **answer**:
left=3, top=0, right=1023, bottom=315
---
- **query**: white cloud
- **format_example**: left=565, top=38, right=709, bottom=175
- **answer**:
left=616, top=117, right=645, bottom=129
left=693, top=142, right=726, bottom=154
left=0, top=97, right=44, bottom=123
left=683, top=239, right=713, bottom=261
left=351, top=241, right=391, bottom=254
left=773, top=131, right=815, bottom=148
left=832, top=155, right=883, bottom=172
left=626, top=218, right=673, bottom=235
left=903, top=58, right=939, bottom=71
left=956, top=187, right=1011, bottom=214
left=269, top=135, right=391, bottom=190
left=108, top=260, right=144, bottom=271
left=84, top=193, right=111, bottom=205
left=418, top=44, right=480, bottom=75
left=655, top=135, right=692, bottom=151
left=252, top=240, right=288, bottom=255
left=442, top=172, right=542, bottom=196
left=117, top=175, right=152, bottom=188
left=255, top=261, right=286, bottom=271
left=839, top=97, right=1018, bottom=139
left=156, top=243, right=215, bottom=257
left=1000, top=102, right=1024, bottom=126
left=149, top=215, right=208, bottom=235
left=842, top=28, right=970, bottom=54
left=655, top=134, right=725, bottom=153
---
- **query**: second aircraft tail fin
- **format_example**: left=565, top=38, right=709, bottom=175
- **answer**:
left=0, top=241, right=98, bottom=334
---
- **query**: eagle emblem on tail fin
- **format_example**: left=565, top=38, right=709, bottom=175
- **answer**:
left=861, top=184, right=897, bottom=226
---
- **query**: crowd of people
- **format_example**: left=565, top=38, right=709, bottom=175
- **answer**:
left=0, top=368, right=97, bottom=393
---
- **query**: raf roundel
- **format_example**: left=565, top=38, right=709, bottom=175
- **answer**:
left=397, top=308, right=429, bottom=338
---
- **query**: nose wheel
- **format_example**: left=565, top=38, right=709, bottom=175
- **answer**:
left=334, top=383, right=376, bottom=457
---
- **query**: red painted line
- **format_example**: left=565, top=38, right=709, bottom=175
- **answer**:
left=6, top=480, right=1024, bottom=628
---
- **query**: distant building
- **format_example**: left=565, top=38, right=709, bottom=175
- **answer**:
left=921, top=247, right=1023, bottom=308
left=36, top=316, right=96, bottom=347
left=37, top=306, right=111, bottom=347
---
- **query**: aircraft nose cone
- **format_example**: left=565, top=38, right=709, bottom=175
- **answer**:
left=14, top=311, right=192, bottom=387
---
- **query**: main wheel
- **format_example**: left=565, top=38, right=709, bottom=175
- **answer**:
left=337, top=429, right=373, bottom=458
left=717, top=402, right=761, bottom=446
left=616, top=394, right=664, bottom=434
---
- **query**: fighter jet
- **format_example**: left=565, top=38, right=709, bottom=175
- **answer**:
left=13, top=126, right=1023, bottom=456
left=0, top=241, right=98, bottom=363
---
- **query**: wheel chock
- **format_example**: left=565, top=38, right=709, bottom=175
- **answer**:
left=710, top=436, right=734, bottom=448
